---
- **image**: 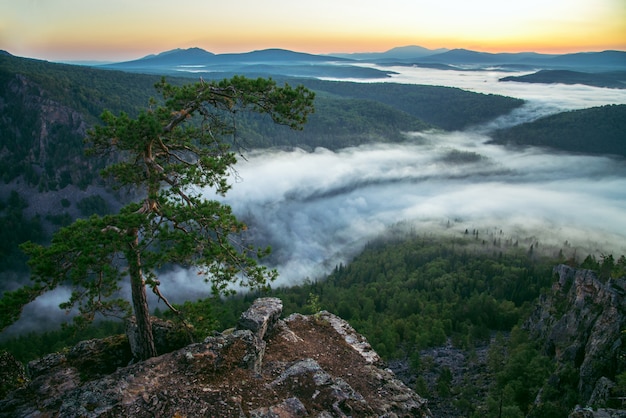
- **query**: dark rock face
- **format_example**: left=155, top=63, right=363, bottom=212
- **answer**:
left=525, top=264, right=626, bottom=404
left=0, top=351, right=28, bottom=399
left=238, top=297, right=283, bottom=340
left=0, top=73, right=90, bottom=188
left=0, top=297, right=431, bottom=417
left=569, top=405, right=626, bottom=418
left=64, top=334, right=133, bottom=378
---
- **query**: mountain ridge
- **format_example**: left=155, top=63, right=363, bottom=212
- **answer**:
left=500, top=69, right=626, bottom=89
left=100, top=46, right=626, bottom=72
left=328, top=44, right=449, bottom=61
left=103, top=47, right=351, bottom=68
left=411, top=48, right=626, bottom=70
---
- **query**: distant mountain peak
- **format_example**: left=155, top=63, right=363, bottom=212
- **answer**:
left=445, top=48, right=492, bottom=56
left=327, top=45, right=448, bottom=61
left=110, top=47, right=215, bottom=67
left=154, top=47, right=214, bottom=57
left=237, top=48, right=341, bottom=61
left=107, top=47, right=349, bottom=69
left=385, top=45, right=442, bottom=53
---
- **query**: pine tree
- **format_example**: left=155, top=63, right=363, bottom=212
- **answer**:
left=8, top=76, right=314, bottom=360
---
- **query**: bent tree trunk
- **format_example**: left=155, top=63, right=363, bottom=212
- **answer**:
left=127, top=228, right=157, bottom=360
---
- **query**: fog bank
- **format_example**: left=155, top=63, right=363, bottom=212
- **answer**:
left=213, top=130, right=626, bottom=287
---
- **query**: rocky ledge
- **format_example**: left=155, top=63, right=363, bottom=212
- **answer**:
left=526, top=264, right=626, bottom=410
left=1, top=297, right=431, bottom=417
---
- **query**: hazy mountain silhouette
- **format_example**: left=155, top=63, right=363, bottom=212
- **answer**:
left=546, top=50, right=626, bottom=67
left=100, top=47, right=387, bottom=78
left=414, top=49, right=625, bottom=70
left=98, top=46, right=626, bottom=78
left=129, top=47, right=215, bottom=65
left=104, top=47, right=350, bottom=68
left=3, top=45, right=625, bottom=72
left=328, top=45, right=449, bottom=61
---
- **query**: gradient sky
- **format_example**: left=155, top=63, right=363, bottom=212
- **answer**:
left=1, top=0, right=625, bottom=61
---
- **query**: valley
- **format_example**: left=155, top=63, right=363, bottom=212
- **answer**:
left=1, top=47, right=625, bottom=416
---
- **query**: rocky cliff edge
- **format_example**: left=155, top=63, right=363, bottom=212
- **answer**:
left=0, top=297, right=431, bottom=417
left=525, top=264, right=626, bottom=408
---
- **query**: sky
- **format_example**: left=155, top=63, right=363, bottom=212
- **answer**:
left=1, top=0, right=625, bottom=62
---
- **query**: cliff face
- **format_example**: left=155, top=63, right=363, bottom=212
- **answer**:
left=0, top=72, right=126, bottom=240
left=0, top=73, right=90, bottom=185
left=0, top=298, right=431, bottom=417
left=525, top=264, right=626, bottom=404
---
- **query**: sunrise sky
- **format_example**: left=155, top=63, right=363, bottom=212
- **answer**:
left=1, top=0, right=625, bottom=62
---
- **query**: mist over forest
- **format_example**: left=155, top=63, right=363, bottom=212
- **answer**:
left=2, top=54, right=625, bottom=336
left=219, top=133, right=626, bottom=288
left=201, top=67, right=626, bottom=287
left=78, top=68, right=626, bottom=307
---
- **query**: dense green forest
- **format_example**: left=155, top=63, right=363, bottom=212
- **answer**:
left=0, top=230, right=556, bottom=367
left=0, top=54, right=168, bottom=191
left=234, top=92, right=432, bottom=150
left=500, top=70, right=626, bottom=90
left=490, top=104, right=626, bottom=157
left=299, top=79, right=525, bottom=131
left=0, top=192, right=43, bottom=272
left=0, top=54, right=161, bottom=122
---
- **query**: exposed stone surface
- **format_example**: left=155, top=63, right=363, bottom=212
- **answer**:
left=250, top=396, right=308, bottom=417
left=321, top=312, right=382, bottom=366
left=589, top=377, right=617, bottom=409
left=569, top=406, right=626, bottom=418
left=525, top=264, right=626, bottom=405
left=0, top=297, right=431, bottom=417
left=238, top=297, right=283, bottom=340
left=65, top=334, right=133, bottom=378
left=0, top=350, right=28, bottom=399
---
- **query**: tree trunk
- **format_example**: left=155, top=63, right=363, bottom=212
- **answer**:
left=127, top=227, right=157, bottom=360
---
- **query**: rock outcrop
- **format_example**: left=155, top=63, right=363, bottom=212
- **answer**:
left=525, top=264, right=626, bottom=405
left=0, top=351, right=28, bottom=399
left=1, top=297, right=431, bottom=417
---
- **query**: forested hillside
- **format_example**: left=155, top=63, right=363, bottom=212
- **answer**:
left=490, top=104, right=626, bottom=157
left=0, top=53, right=160, bottom=121
left=0, top=53, right=525, bottom=156
left=500, top=69, right=626, bottom=89
left=300, top=79, right=525, bottom=131
left=0, top=54, right=162, bottom=189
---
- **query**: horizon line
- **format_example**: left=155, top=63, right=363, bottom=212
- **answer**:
left=4, top=44, right=626, bottom=65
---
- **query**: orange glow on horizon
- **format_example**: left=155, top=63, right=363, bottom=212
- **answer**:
left=2, top=0, right=624, bottom=61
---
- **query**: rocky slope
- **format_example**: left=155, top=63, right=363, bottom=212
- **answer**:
left=0, top=73, right=89, bottom=187
left=525, top=264, right=626, bottom=407
left=0, top=298, right=431, bottom=417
